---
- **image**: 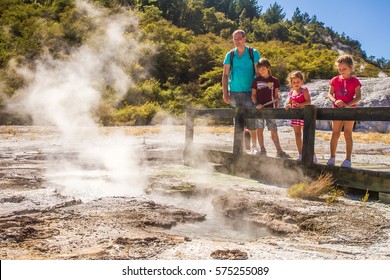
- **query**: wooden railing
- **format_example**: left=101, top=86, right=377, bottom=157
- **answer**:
left=185, top=106, right=389, bottom=167
left=184, top=106, right=390, bottom=201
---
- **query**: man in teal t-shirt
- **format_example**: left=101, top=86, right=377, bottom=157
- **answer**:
left=222, top=29, right=261, bottom=153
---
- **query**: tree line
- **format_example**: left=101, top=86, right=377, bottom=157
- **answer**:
left=0, top=0, right=388, bottom=125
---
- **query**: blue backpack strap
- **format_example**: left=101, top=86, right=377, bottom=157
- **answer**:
left=248, top=47, right=255, bottom=76
left=229, top=49, right=235, bottom=80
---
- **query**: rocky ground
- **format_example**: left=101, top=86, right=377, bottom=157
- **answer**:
left=0, top=125, right=389, bottom=260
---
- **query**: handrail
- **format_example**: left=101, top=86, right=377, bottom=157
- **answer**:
left=187, top=106, right=390, bottom=121
left=185, top=106, right=390, bottom=168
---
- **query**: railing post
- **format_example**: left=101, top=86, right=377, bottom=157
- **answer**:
left=233, top=107, right=245, bottom=157
left=302, top=105, right=317, bottom=168
left=184, top=106, right=195, bottom=165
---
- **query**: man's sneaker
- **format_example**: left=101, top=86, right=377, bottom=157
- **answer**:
left=276, top=151, right=290, bottom=158
left=298, top=154, right=302, bottom=161
left=341, top=159, right=352, bottom=168
left=327, top=157, right=335, bottom=166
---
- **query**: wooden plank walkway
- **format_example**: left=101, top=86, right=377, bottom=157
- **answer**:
left=203, top=149, right=390, bottom=202
left=184, top=106, right=390, bottom=203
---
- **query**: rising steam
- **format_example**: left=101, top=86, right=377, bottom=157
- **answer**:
left=8, top=1, right=154, bottom=200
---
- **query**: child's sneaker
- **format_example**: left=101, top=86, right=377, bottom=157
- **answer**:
left=327, top=157, right=335, bottom=166
left=249, top=147, right=260, bottom=155
left=341, top=159, right=352, bottom=168
left=298, top=154, right=302, bottom=161
left=276, top=151, right=290, bottom=158
left=313, top=155, right=318, bottom=163
left=259, top=150, right=267, bottom=157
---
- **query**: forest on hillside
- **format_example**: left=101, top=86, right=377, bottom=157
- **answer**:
left=0, top=0, right=389, bottom=125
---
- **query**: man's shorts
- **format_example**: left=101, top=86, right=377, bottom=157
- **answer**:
left=229, top=91, right=254, bottom=108
left=229, top=91, right=258, bottom=130
left=258, top=118, right=277, bottom=131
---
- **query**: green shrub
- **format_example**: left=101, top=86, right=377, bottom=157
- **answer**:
left=110, top=102, right=160, bottom=126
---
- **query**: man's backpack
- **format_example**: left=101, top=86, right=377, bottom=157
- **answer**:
left=229, top=47, right=256, bottom=79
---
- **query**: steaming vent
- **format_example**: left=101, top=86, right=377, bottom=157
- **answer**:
left=7, top=1, right=152, bottom=201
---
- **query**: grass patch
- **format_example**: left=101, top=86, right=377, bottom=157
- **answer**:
left=288, top=173, right=342, bottom=202
left=361, top=189, right=370, bottom=203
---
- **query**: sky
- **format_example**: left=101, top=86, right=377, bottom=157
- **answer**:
left=257, top=0, right=390, bottom=60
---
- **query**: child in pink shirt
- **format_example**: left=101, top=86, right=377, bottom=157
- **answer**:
left=285, top=70, right=316, bottom=163
left=327, top=54, right=362, bottom=168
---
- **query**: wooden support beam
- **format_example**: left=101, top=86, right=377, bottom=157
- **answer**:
left=302, top=105, right=317, bottom=168
left=233, top=107, right=245, bottom=157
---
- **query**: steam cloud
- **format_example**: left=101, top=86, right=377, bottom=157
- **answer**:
left=8, top=1, right=153, bottom=200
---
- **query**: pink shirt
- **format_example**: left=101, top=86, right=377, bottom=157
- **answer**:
left=329, top=76, right=361, bottom=107
left=289, top=88, right=307, bottom=107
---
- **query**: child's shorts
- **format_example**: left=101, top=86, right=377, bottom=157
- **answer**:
left=258, top=118, right=277, bottom=131
left=291, top=119, right=304, bottom=127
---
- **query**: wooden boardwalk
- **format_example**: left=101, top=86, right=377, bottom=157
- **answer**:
left=204, top=149, right=390, bottom=192
left=184, top=106, right=390, bottom=203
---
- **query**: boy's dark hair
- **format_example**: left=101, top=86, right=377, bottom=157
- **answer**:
left=256, top=58, right=271, bottom=68
left=256, top=58, right=272, bottom=74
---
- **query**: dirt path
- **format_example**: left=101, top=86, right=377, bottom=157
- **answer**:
left=1, top=126, right=389, bottom=259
